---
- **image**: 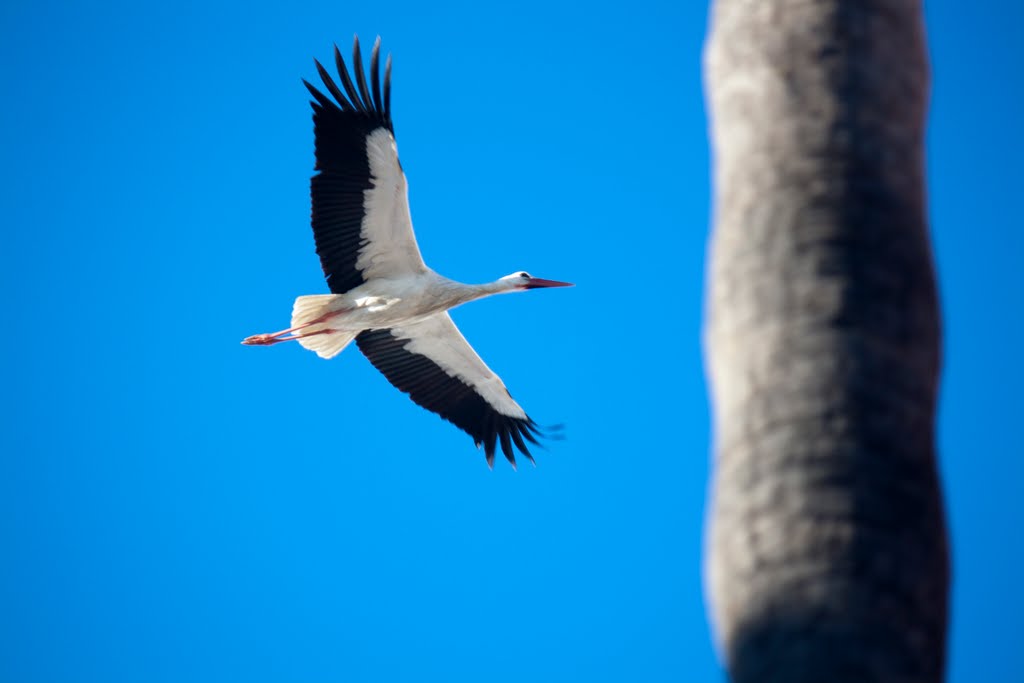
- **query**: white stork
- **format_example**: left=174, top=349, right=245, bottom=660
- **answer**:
left=243, top=36, right=572, bottom=468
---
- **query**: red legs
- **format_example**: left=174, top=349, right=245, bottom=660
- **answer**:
left=244, top=319, right=317, bottom=344
left=241, top=309, right=344, bottom=346
left=242, top=328, right=336, bottom=346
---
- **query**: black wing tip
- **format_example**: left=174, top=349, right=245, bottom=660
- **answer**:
left=477, top=415, right=555, bottom=469
left=369, top=36, right=384, bottom=115
left=309, top=35, right=393, bottom=130
left=302, top=76, right=334, bottom=113
left=350, top=35, right=374, bottom=114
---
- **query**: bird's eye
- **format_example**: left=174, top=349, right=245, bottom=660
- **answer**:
left=520, top=272, right=530, bottom=279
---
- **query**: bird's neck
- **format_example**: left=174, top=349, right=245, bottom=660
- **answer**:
left=434, top=277, right=514, bottom=309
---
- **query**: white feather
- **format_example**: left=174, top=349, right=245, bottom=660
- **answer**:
left=358, top=128, right=428, bottom=281
left=291, top=294, right=354, bottom=359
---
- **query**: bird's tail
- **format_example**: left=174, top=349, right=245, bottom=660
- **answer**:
left=291, top=295, right=354, bottom=360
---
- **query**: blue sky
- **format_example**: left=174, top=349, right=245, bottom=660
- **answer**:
left=1, top=1, right=1020, bottom=681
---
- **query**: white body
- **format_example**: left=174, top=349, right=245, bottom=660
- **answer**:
left=295, top=271, right=519, bottom=331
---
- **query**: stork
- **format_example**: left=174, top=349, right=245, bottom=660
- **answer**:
left=243, top=37, right=572, bottom=468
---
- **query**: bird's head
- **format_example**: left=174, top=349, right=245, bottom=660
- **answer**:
left=498, top=271, right=574, bottom=292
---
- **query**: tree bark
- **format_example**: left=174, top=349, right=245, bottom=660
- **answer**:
left=702, top=2, right=949, bottom=681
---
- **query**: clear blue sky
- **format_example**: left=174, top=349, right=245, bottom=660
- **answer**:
left=1, top=1, right=1020, bottom=681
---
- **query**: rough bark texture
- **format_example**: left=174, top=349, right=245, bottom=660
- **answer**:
left=702, top=1, right=949, bottom=681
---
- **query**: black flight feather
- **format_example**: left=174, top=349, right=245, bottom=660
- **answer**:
left=370, top=37, right=384, bottom=115
left=333, top=44, right=366, bottom=113
left=351, top=36, right=374, bottom=112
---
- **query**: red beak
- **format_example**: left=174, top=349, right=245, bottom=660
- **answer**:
left=523, top=277, right=574, bottom=289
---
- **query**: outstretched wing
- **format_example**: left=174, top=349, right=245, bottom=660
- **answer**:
left=303, top=36, right=427, bottom=295
left=356, top=314, right=544, bottom=468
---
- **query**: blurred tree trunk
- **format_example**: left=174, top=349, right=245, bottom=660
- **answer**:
left=702, top=1, right=949, bottom=681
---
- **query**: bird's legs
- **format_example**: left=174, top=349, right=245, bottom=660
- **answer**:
left=242, top=327, right=335, bottom=346
left=241, top=310, right=344, bottom=346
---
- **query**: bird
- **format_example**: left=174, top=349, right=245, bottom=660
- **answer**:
left=242, top=36, right=572, bottom=468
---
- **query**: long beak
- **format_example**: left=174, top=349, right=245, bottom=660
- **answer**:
left=524, top=277, right=574, bottom=289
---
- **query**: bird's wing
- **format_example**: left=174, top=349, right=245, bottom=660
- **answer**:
left=356, top=314, right=543, bottom=468
left=303, top=36, right=427, bottom=295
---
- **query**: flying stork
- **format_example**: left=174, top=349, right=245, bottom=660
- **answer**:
left=243, top=36, right=572, bottom=468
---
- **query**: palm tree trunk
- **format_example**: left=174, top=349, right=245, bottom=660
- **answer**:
left=702, top=2, right=949, bottom=681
